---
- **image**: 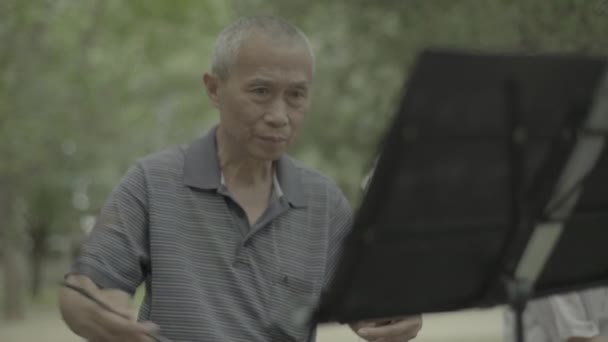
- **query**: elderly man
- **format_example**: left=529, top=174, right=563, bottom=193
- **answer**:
left=58, top=15, right=422, bottom=341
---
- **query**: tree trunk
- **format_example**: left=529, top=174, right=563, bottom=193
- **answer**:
left=30, top=255, right=44, bottom=298
left=0, top=180, right=26, bottom=320
left=29, top=226, right=48, bottom=298
left=2, top=244, right=26, bottom=320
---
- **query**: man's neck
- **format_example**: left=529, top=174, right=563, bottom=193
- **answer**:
left=216, top=128, right=273, bottom=188
left=220, top=157, right=273, bottom=188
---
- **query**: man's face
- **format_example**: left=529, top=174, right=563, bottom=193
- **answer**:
left=207, top=33, right=313, bottom=161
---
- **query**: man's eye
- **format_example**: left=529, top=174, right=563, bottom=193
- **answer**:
left=290, top=90, right=306, bottom=99
left=252, top=88, right=270, bottom=95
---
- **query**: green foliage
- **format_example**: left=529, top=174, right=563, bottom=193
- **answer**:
left=2, top=0, right=608, bottom=238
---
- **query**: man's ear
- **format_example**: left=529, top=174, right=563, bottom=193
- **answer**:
left=203, top=72, right=221, bottom=109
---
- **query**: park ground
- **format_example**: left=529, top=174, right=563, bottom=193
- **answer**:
left=0, top=303, right=506, bottom=342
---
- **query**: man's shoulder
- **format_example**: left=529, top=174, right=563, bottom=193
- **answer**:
left=135, top=144, right=188, bottom=176
left=286, top=155, right=345, bottom=199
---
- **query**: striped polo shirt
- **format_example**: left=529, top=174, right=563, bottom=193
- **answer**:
left=70, top=126, right=353, bottom=341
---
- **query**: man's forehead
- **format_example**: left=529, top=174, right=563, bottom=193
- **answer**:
left=232, top=53, right=313, bottom=83
left=237, top=32, right=312, bottom=61
left=224, top=33, right=314, bottom=83
left=245, top=76, right=310, bottom=87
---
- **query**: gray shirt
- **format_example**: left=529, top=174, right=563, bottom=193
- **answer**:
left=70, top=126, right=353, bottom=341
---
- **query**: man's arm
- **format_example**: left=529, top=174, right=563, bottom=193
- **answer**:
left=569, top=337, right=608, bottom=342
left=58, top=164, right=155, bottom=341
left=59, top=274, right=156, bottom=341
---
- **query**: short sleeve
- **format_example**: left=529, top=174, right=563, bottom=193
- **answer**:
left=549, top=293, right=600, bottom=340
left=509, top=292, right=601, bottom=342
left=68, top=163, right=150, bottom=295
left=322, top=189, right=353, bottom=290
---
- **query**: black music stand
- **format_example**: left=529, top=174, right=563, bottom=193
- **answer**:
left=313, top=49, right=608, bottom=342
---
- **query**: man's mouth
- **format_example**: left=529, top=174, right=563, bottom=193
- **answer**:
left=259, top=135, right=287, bottom=142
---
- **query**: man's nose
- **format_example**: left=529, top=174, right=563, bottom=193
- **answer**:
left=264, top=99, right=289, bottom=127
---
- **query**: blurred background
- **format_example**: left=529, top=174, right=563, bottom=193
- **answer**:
left=1, top=0, right=607, bottom=341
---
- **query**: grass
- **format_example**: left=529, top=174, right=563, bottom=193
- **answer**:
left=31, top=286, right=61, bottom=310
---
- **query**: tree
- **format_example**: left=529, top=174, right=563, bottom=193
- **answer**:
left=1, top=0, right=608, bottom=321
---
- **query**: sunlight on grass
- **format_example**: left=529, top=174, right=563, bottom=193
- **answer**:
left=134, top=285, right=145, bottom=309
left=30, top=286, right=60, bottom=309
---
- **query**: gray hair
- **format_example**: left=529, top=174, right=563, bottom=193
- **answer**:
left=210, top=15, right=315, bottom=81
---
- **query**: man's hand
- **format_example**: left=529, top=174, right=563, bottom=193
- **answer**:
left=59, top=275, right=159, bottom=342
left=350, top=315, right=422, bottom=342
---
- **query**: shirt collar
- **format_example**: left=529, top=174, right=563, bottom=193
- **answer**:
left=183, top=125, right=305, bottom=207
left=219, top=171, right=284, bottom=198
